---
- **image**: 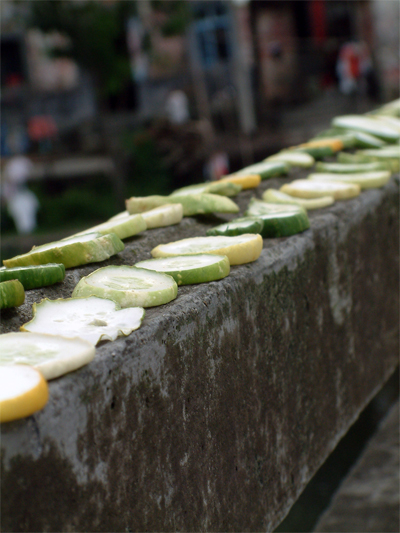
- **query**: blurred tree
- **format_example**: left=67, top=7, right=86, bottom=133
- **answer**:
left=29, top=0, right=136, bottom=104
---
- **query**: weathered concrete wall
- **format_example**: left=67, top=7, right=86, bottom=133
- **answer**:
left=1, top=173, right=399, bottom=532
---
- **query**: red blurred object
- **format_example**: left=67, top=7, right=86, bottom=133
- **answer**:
left=309, top=0, right=326, bottom=46
left=27, top=116, right=58, bottom=141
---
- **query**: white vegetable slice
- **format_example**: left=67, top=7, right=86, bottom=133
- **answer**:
left=171, top=181, right=241, bottom=197
left=151, top=234, right=263, bottom=265
left=332, top=115, right=400, bottom=142
left=70, top=213, right=146, bottom=240
left=135, top=254, right=230, bottom=285
left=72, top=266, right=177, bottom=308
left=262, top=189, right=335, bottom=210
left=307, top=171, right=391, bottom=189
left=141, top=204, right=183, bottom=229
left=280, top=179, right=361, bottom=200
left=265, top=151, right=315, bottom=167
left=0, top=365, right=49, bottom=422
left=0, top=332, right=95, bottom=380
left=21, top=296, right=145, bottom=344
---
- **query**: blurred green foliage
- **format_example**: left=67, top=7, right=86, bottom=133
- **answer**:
left=29, top=0, right=135, bottom=99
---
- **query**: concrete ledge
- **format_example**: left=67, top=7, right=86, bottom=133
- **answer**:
left=1, top=173, right=399, bottom=532
left=314, top=400, right=399, bottom=532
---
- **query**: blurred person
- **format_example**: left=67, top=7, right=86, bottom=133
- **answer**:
left=165, top=90, right=190, bottom=125
left=204, top=150, right=229, bottom=181
left=1, top=156, right=39, bottom=234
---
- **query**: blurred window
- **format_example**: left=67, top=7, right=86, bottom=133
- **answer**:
left=192, top=2, right=231, bottom=68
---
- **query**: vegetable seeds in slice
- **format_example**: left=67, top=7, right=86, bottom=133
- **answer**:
left=135, top=254, right=230, bottom=285
left=0, top=365, right=49, bottom=423
left=151, top=234, right=263, bottom=265
left=72, top=266, right=177, bottom=308
left=22, top=296, right=145, bottom=344
left=0, top=332, right=95, bottom=380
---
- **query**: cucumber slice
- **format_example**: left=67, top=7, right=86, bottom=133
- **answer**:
left=151, top=234, right=263, bottom=266
left=135, top=254, right=230, bottom=286
left=141, top=204, right=184, bottom=228
left=126, top=193, right=239, bottom=216
left=22, top=296, right=145, bottom=344
left=171, top=181, right=241, bottom=197
left=312, top=128, right=385, bottom=148
left=337, top=151, right=399, bottom=172
left=308, top=171, right=391, bottom=189
left=0, top=332, right=95, bottom=380
left=0, top=365, right=49, bottom=423
left=315, top=161, right=390, bottom=173
left=265, top=151, right=315, bottom=168
left=291, top=144, right=336, bottom=159
left=245, top=199, right=310, bottom=237
left=332, top=115, right=400, bottom=142
left=3, top=232, right=124, bottom=269
left=206, top=216, right=263, bottom=236
left=71, top=213, right=146, bottom=240
left=280, top=179, right=360, bottom=200
left=219, top=174, right=261, bottom=189
left=235, top=161, right=289, bottom=180
left=0, top=263, right=65, bottom=290
left=0, top=280, right=25, bottom=309
left=72, top=266, right=177, bottom=308
left=262, top=189, right=335, bottom=210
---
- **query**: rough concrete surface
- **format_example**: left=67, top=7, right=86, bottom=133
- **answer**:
left=1, top=171, right=399, bottom=532
left=314, top=400, right=399, bottom=532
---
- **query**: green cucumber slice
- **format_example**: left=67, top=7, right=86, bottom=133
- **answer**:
left=72, top=266, right=177, bottom=308
left=0, top=280, right=25, bottom=309
left=312, top=128, right=385, bottom=148
left=71, top=213, right=146, bottom=240
left=151, top=234, right=263, bottom=265
left=141, top=204, right=183, bottom=228
left=171, top=181, right=241, bottom=197
left=291, top=145, right=336, bottom=159
left=206, top=217, right=263, bottom=236
left=265, top=151, right=315, bottom=167
left=126, top=193, right=239, bottom=216
left=0, top=263, right=65, bottom=289
left=332, top=115, right=400, bottom=142
left=135, top=254, right=230, bottom=286
left=280, top=179, right=360, bottom=200
left=262, top=189, right=334, bottom=210
left=3, top=232, right=124, bottom=269
left=315, top=161, right=390, bottom=173
left=0, top=264, right=64, bottom=290
left=21, top=296, right=145, bottom=345
left=308, top=171, right=391, bottom=189
left=337, top=151, right=399, bottom=172
left=235, top=161, right=289, bottom=180
left=245, top=199, right=310, bottom=237
left=0, top=332, right=95, bottom=380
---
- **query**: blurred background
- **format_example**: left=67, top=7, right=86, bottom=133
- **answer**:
left=1, top=0, right=399, bottom=258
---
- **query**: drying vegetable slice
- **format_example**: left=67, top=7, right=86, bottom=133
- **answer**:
left=308, top=171, right=391, bottom=189
left=3, top=232, right=124, bottom=269
left=332, top=115, right=400, bottom=142
left=171, top=181, right=241, bottom=197
left=141, top=204, right=184, bottom=228
left=151, top=234, right=263, bottom=266
left=0, top=263, right=65, bottom=290
left=315, top=161, right=390, bottom=173
left=0, top=280, right=25, bottom=309
left=135, top=254, right=230, bottom=286
left=126, top=193, right=239, bottom=216
left=235, top=160, right=289, bottom=180
left=72, top=266, right=177, bottom=308
left=219, top=174, right=261, bottom=189
left=265, top=151, right=315, bottom=167
left=0, top=332, right=95, bottom=380
left=245, top=199, right=310, bottom=237
left=22, top=296, right=145, bottom=343
left=337, top=152, right=400, bottom=172
left=71, top=213, right=146, bottom=240
left=280, top=179, right=360, bottom=200
left=0, top=365, right=49, bottom=423
left=262, top=189, right=334, bottom=210
left=206, top=217, right=263, bottom=236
